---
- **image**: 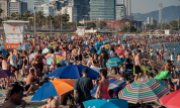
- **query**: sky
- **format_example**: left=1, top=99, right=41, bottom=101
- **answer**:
left=118, top=0, right=180, bottom=13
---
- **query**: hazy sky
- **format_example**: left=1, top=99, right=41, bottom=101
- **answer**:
left=118, top=0, right=180, bottom=13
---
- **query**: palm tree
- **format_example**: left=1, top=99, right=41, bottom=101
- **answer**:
left=35, top=11, right=45, bottom=29
left=0, top=8, right=3, bottom=17
left=11, top=12, right=20, bottom=20
left=53, top=15, right=62, bottom=29
left=0, top=8, right=3, bottom=26
left=22, top=11, right=33, bottom=20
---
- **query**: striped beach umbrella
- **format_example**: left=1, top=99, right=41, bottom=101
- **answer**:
left=118, top=78, right=169, bottom=104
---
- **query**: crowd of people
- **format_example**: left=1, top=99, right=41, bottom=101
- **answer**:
left=0, top=33, right=180, bottom=108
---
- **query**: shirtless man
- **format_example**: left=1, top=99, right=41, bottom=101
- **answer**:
left=133, top=50, right=142, bottom=79
left=24, top=68, right=37, bottom=95
left=133, top=50, right=141, bottom=66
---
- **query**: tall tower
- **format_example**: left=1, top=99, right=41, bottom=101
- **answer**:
left=123, top=0, right=132, bottom=19
left=129, top=0, right=132, bottom=17
left=159, top=3, right=163, bottom=24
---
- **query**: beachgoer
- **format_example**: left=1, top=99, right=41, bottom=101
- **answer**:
left=24, top=67, right=38, bottom=95
left=3, top=82, right=26, bottom=108
left=95, top=69, right=110, bottom=99
left=74, top=69, right=93, bottom=108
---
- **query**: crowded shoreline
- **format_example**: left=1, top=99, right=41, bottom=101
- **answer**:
left=0, top=33, right=180, bottom=108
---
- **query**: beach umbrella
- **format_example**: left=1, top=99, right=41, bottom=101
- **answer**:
left=154, top=70, right=170, bottom=80
left=48, top=65, right=99, bottom=79
left=31, top=79, right=74, bottom=101
left=118, top=78, right=169, bottom=104
left=160, top=90, right=180, bottom=108
left=42, top=48, right=50, bottom=54
left=83, top=99, right=128, bottom=108
left=106, top=57, right=125, bottom=67
left=0, top=70, right=13, bottom=78
left=91, top=78, right=126, bottom=97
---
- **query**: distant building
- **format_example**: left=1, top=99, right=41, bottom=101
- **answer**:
left=27, top=0, right=46, bottom=12
left=74, top=0, right=90, bottom=21
left=61, top=6, right=77, bottom=22
left=49, top=0, right=61, bottom=10
left=116, top=4, right=126, bottom=20
left=123, top=0, right=132, bottom=19
left=9, top=0, right=28, bottom=16
left=89, top=0, right=116, bottom=20
left=145, top=17, right=155, bottom=25
left=0, top=0, right=9, bottom=18
left=59, top=0, right=89, bottom=22
left=36, top=4, right=55, bottom=16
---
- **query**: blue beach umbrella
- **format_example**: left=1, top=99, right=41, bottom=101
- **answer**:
left=106, top=57, right=125, bottom=67
left=48, top=65, right=99, bottom=79
left=83, top=99, right=128, bottom=108
left=32, top=79, right=75, bottom=101
left=31, top=81, right=57, bottom=101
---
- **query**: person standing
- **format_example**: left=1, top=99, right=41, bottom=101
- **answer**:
left=74, top=69, right=93, bottom=108
left=95, top=69, right=110, bottom=99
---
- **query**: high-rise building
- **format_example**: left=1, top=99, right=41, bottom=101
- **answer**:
left=123, top=0, right=132, bottom=19
left=36, top=4, right=55, bottom=16
left=74, top=0, right=90, bottom=21
left=27, top=0, right=46, bottom=12
left=0, top=0, right=9, bottom=18
left=8, top=0, right=28, bottom=16
left=89, top=0, right=116, bottom=20
left=116, top=4, right=126, bottom=20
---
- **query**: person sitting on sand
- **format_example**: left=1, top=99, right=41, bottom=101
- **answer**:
left=3, top=82, right=26, bottom=108
left=24, top=67, right=38, bottom=95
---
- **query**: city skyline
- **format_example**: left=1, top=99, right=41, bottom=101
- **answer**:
left=118, top=0, right=180, bottom=13
left=22, top=0, right=180, bottom=14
